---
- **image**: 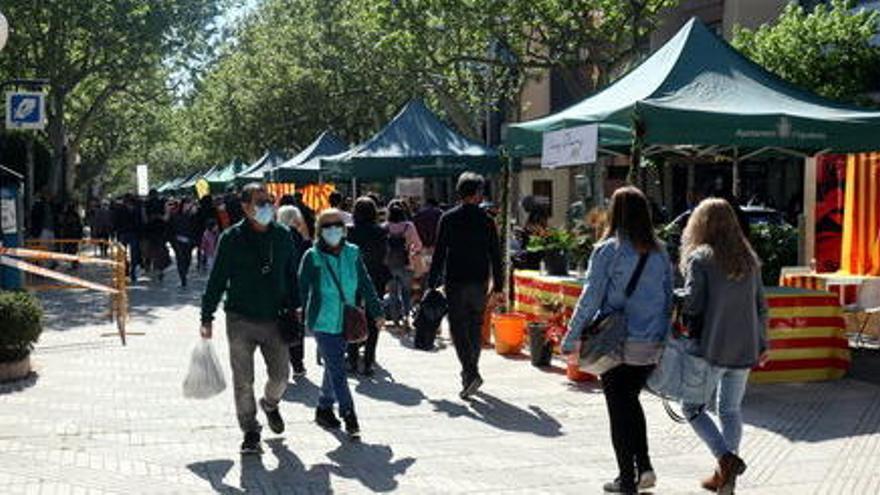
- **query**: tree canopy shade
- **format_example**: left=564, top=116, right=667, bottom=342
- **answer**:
left=321, top=100, right=500, bottom=180
left=235, top=151, right=288, bottom=185
left=506, top=18, right=880, bottom=158
left=267, top=131, right=348, bottom=183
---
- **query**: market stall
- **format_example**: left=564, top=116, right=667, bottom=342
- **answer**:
left=513, top=270, right=849, bottom=384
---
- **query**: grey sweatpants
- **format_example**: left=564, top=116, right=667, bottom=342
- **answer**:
left=226, top=312, right=290, bottom=433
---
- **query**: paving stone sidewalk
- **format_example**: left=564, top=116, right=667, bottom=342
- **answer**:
left=2, top=272, right=880, bottom=494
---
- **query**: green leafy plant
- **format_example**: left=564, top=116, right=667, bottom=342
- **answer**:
left=0, top=291, right=44, bottom=363
left=750, top=223, right=799, bottom=285
left=527, top=228, right=577, bottom=253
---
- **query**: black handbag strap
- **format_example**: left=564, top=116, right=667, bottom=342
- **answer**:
left=624, top=252, right=650, bottom=299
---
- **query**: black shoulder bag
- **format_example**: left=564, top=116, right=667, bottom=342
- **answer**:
left=577, top=252, right=650, bottom=375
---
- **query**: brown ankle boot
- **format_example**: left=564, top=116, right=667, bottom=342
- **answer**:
left=717, top=453, right=747, bottom=494
left=701, top=469, right=722, bottom=492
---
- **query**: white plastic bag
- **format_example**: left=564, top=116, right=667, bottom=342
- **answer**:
left=182, top=339, right=227, bottom=399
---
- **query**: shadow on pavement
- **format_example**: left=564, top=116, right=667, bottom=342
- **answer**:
left=319, top=431, right=416, bottom=493
left=0, top=372, right=39, bottom=395
left=187, top=439, right=333, bottom=494
left=353, top=369, right=427, bottom=407
left=429, top=391, right=563, bottom=437
left=36, top=264, right=205, bottom=332
left=282, top=375, right=321, bottom=408
left=742, top=379, right=880, bottom=442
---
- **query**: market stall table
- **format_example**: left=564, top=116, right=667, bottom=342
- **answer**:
left=779, top=271, right=880, bottom=306
left=514, top=271, right=850, bottom=384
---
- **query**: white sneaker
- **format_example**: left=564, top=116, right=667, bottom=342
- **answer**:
left=638, top=470, right=657, bottom=490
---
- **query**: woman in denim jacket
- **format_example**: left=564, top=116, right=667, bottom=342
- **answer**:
left=679, top=199, right=768, bottom=494
left=561, top=186, right=672, bottom=495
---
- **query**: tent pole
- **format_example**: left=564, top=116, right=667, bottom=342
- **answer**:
left=351, top=177, right=357, bottom=198
left=502, top=153, right=514, bottom=305
left=732, top=146, right=740, bottom=198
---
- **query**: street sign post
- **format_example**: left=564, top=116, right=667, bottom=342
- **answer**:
left=5, top=91, right=46, bottom=130
left=136, top=165, right=149, bottom=196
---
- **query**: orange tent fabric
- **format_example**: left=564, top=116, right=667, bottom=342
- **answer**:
left=841, top=153, right=880, bottom=276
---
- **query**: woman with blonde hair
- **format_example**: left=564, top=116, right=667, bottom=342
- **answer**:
left=298, top=208, right=383, bottom=439
left=679, top=198, right=769, bottom=494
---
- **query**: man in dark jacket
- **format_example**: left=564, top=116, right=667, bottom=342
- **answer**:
left=413, top=198, right=442, bottom=249
left=200, top=182, right=298, bottom=455
left=428, top=173, right=504, bottom=400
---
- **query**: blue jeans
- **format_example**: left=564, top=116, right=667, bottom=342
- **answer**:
left=683, top=367, right=750, bottom=459
left=389, top=268, right=413, bottom=319
left=315, top=331, right=355, bottom=416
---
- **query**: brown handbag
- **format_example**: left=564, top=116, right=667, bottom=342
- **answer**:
left=323, top=254, right=368, bottom=344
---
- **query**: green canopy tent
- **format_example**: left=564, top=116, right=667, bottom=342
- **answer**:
left=205, top=158, right=246, bottom=193
left=156, top=176, right=183, bottom=194
left=235, top=151, right=287, bottom=186
left=170, top=171, right=201, bottom=196
left=174, top=169, right=210, bottom=196
left=321, top=99, right=501, bottom=180
left=507, top=17, right=880, bottom=168
left=266, top=131, right=348, bottom=183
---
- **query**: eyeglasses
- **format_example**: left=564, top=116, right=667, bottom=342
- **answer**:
left=321, top=221, right=345, bottom=229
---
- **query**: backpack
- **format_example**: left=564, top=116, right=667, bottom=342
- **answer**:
left=385, top=224, right=410, bottom=270
left=414, top=289, right=448, bottom=350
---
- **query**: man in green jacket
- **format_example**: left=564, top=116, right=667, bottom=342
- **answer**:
left=199, top=182, right=298, bottom=454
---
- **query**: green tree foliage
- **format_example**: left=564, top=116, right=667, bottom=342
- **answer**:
left=0, top=0, right=224, bottom=196
left=180, top=0, right=678, bottom=171
left=732, top=0, right=880, bottom=105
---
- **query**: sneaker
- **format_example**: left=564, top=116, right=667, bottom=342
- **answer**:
left=602, top=478, right=637, bottom=494
left=259, top=399, right=284, bottom=434
left=361, top=365, right=375, bottom=377
left=315, top=407, right=341, bottom=430
left=343, top=412, right=361, bottom=440
left=459, top=376, right=483, bottom=400
left=240, top=431, right=262, bottom=455
left=638, top=470, right=657, bottom=490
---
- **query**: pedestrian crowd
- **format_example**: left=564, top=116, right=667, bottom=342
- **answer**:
left=31, top=173, right=766, bottom=494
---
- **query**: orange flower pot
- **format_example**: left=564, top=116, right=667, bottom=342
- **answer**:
left=492, top=313, right=527, bottom=355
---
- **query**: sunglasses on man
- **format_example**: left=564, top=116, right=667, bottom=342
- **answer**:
left=321, top=221, right=345, bottom=229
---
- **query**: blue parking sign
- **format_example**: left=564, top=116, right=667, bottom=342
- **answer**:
left=6, top=91, right=46, bottom=130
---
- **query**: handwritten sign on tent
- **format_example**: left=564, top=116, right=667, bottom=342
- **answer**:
left=541, top=124, right=598, bottom=168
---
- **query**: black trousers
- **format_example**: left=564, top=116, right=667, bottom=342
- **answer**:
left=172, top=241, right=193, bottom=287
left=447, top=282, right=487, bottom=387
left=601, top=364, right=655, bottom=488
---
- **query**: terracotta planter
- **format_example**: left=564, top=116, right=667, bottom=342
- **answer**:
left=0, top=355, right=31, bottom=383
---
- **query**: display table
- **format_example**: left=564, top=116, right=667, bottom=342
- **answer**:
left=513, top=270, right=850, bottom=384
left=779, top=271, right=880, bottom=306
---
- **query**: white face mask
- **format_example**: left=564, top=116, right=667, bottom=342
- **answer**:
left=254, top=204, right=274, bottom=226
left=321, top=226, right=345, bottom=246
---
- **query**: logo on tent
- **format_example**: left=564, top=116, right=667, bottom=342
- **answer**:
left=777, top=117, right=792, bottom=139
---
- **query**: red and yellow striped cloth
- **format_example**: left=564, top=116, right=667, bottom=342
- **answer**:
left=266, top=183, right=335, bottom=212
left=513, top=271, right=849, bottom=384
left=841, top=153, right=880, bottom=276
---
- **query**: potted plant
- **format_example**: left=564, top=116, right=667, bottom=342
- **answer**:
left=528, top=296, right=568, bottom=367
left=527, top=228, right=577, bottom=276
left=0, top=291, right=43, bottom=382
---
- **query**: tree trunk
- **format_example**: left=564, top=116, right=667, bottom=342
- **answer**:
left=46, top=88, right=66, bottom=199
left=64, top=143, right=79, bottom=199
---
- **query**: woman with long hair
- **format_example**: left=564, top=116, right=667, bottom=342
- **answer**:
left=298, top=209, right=383, bottom=439
left=679, top=198, right=768, bottom=494
left=346, top=197, right=391, bottom=375
left=561, top=186, right=672, bottom=494
left=384, top=199, right=423, bottom=330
